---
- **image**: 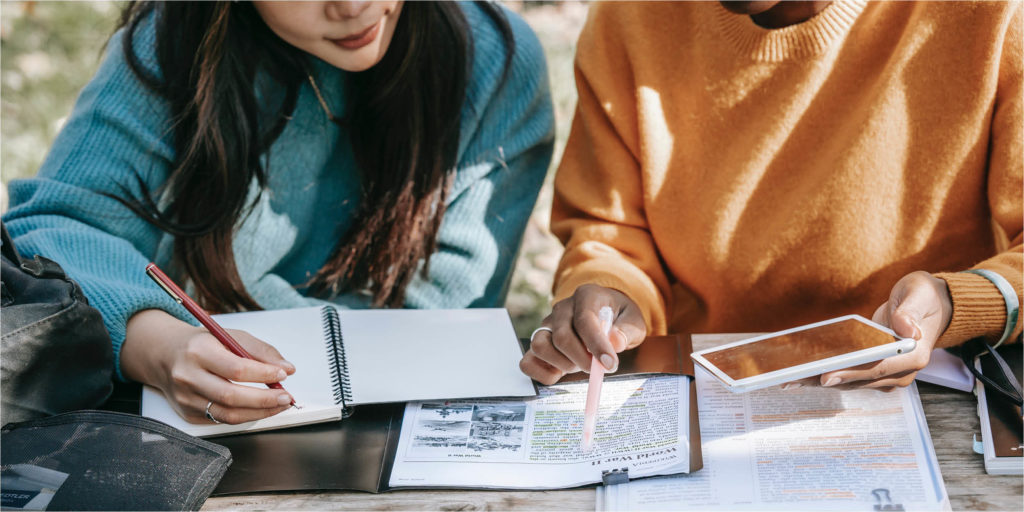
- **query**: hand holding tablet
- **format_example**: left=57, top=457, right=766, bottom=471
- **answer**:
left=691, top=315, right=917, bottom=393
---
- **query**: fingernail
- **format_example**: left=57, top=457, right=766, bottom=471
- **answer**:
left=823, top=377, right=841, bottom=387
left=277, top=394, right=292, bottom=405
left=781, top=383, right=802, bottom=390
left=600, top=354, right=615, bottom=371
left=276, top=369, right=287, bottom=381
left=283, top=360, right=296, bottom=372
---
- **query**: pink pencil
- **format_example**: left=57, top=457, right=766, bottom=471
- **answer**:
left=581, top=306, right=615, bottom=452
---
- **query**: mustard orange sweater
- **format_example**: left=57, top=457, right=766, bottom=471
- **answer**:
left=552, top=1, right=1022, bottom=346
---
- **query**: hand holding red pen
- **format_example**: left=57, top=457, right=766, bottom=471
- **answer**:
left=118, top=264, right=297, bottom=425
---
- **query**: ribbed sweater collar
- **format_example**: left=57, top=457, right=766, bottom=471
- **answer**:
left=713, top=0, right=868, bottom=61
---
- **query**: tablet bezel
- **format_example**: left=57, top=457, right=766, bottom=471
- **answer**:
left=690, top=315, right=917, bottom=393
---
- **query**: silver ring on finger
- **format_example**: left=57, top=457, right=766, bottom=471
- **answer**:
left=205, top=401, right=222, bottom=424
left=530, top=326, right=553, bottom=343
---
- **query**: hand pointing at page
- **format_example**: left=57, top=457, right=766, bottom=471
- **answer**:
left=520, top=284, right=647, bottom=385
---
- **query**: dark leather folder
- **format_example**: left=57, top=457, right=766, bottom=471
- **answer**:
left=210, top=334, right=703, bottom=494
left=977, top=343, right=1023, bottom=464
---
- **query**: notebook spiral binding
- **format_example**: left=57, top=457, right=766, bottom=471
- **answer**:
left=322, top=306, right=354, bottom=417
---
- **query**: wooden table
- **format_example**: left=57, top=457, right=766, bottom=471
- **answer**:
left=203, top=334, right=1023, bottom=511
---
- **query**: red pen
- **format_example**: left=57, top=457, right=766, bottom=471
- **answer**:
left=145, top=262, right=297, bottom=408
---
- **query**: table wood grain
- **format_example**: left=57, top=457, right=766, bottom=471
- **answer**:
left=203, top=334, right=1022, bottom=511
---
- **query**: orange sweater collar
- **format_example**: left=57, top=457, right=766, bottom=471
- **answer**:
left=712, top=0, right=868, bottom=61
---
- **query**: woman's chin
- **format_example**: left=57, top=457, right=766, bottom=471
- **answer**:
left=316, top=43, right=388, bottom=73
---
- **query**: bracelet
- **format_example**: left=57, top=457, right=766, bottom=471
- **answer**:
left=962, top=269, right=1020, bottom=348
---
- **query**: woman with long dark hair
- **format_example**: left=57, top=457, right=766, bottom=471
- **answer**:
left=4, top=1, right=553, bottom=424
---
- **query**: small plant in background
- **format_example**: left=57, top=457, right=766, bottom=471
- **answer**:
left=1, top=1, right=123, bottom=186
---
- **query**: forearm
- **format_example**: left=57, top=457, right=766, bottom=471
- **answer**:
left=122, top=308, right=202, bottom=385
left=2, top=214, right=197, bottom=380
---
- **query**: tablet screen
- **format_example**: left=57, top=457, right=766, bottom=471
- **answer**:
left=703, top=318, right=898, bottom=381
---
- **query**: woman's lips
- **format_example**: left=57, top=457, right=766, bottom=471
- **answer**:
left=328, top=20, right=382, bottom=50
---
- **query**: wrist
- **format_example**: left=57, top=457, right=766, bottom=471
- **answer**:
left=934, top=270, right=1019, bottom=347
left=122, top=309, right=200, bottom=385
left=960, top=269, right=1019, bottom=348
left=928, top=273, right=953, bottom=335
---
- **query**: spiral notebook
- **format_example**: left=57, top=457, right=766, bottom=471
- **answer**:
left=141, top=306, right=537, bottom=437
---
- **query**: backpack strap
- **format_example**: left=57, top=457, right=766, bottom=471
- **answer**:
left=0, top=222, right=22, bottom=267
left=0, top=223, right=64, bottom=279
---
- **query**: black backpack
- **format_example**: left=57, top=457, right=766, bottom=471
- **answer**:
left=1, top=223, right=114, bottom=424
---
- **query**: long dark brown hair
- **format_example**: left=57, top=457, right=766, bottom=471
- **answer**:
left=113, top=1, right=513, bottom=312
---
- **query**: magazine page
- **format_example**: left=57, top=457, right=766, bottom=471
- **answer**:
left=388, top=374, right=692, bottom=489
left=599, top=367, right=948, bottom=511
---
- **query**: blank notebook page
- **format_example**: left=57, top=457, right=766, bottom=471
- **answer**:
left=338, top=308, right=536, bottom=405
left=213, top=308, right=338, bottom=408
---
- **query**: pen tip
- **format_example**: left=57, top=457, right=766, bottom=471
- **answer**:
left=581, top=434, right=593, bottom=452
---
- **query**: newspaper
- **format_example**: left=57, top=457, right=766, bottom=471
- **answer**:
left=597, top=368, right=950, bottom=511
left=388, top=374, right=692, bottom=489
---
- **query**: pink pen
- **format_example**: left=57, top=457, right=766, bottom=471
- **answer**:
left=581, top=306, right=615, bottom=452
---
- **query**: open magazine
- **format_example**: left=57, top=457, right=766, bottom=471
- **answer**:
left=389, top=374, right=693, bottom=489
left=597, top=366, right=950, bottom=511
left=208, top=334, right=702, bottom=494
left=388, top=334, right=704, bottom=489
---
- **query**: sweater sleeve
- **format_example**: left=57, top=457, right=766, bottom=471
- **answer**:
left=2, top=19, right=196, bottom=381
left=549, top=5, right=673, bottom=335
left=400, top=4, right=554, bottom=309
left=934, top=3, right=1023, bottom=346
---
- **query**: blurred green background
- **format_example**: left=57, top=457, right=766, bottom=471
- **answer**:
left=0, top=1, right=588, bottom=336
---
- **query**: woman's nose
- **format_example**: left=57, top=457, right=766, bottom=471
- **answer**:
left=325, top=1, right=371, bottom=20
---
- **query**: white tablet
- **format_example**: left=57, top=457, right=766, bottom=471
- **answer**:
left=691, top=315, right=917, bottom=393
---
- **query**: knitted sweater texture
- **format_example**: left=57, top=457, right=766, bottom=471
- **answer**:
left=5, top=3, right=555, bottom=378
left=552, top=1, right=1021, bottom=345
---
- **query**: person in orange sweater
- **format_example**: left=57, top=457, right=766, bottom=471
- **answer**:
left=521, top=0, right=1022, bottom=390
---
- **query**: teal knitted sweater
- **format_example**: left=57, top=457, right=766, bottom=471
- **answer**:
left=3, top=3, right=554, bottom=379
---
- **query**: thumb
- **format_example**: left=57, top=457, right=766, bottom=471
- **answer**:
left=890, top=309, right=923, bottom=340
left=890, top=298, right=927, bottom=341
left=886, top=271, right=951, bottom=343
